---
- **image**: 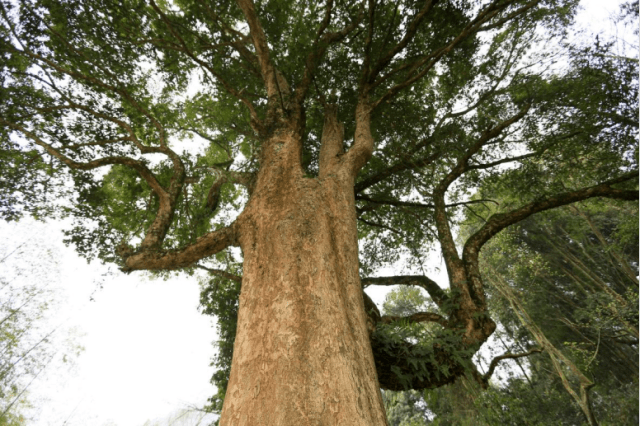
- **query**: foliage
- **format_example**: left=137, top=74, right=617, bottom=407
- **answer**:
left=446, top=190, right=638, bottom=425
left=382, top=389, right=429, bottom=426
left=198, top=259, right=242, bottom=419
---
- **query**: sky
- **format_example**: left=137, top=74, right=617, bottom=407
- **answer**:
left=0, top=219, right=218, bottom=425
left=0, top=1, right=633, bottom=425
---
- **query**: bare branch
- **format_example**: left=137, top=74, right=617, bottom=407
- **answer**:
left=481, top=347, right=544, bottom=384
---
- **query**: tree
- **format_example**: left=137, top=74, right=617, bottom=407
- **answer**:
left=473, top=197, right=638, bottom=426
left=0, top=222, right=83, bottom=424
left=0, top=0, right=637, bottom=424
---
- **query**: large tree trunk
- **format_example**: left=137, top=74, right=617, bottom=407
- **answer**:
left=219, top=119, right=388, bottom=425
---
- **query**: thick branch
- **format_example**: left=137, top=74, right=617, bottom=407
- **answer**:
left=318, top=103, right=345, bottom=177
left=361, top=275, right=449, bottom=308
left=432, top=104, right=531, bottom=277
left=122, top=224, right=239, bottom=271
left=235, top=0, right=279, bottom=99
left=343, top=98, right=374, bottom=177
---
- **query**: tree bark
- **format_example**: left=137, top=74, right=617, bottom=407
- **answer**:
left=219, top=118, right=388, bottom=425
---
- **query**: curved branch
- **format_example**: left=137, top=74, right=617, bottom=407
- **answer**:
left=463, top=172, right=639, bottom=262
left=0, top=118, right=166, bottom=196
left=481, top=347, right=543, bottom=384
left=122, top=223, right=239, bottom=271
left=361, top=275, right=449, bottom=308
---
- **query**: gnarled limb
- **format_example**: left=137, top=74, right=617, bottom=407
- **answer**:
left=122, top=223, right=239, bottom=271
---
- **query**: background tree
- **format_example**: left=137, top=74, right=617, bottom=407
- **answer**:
left=0, top=224, right=83, bottom=424
left=0, top=0, right=637, bottom=424
left=473, top=197, right=638, bottom=426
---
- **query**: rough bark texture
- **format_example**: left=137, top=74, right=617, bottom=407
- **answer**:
left=219, top=118, right=388, bottom=425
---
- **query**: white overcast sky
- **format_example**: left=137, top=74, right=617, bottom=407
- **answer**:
left=1, top=1, right=633, bottom=425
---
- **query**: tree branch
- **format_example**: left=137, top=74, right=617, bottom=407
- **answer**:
left=371, top=0, right=540, bottom=109
left=381, top=312, right=448, bottom=327
left=354, top=147, right=441, bottom=193
left=149, top=0, right=261, bottom=126
left=196, top=265, right=242, bottom=282
left=235, top=0, right=279, bottom=99
left=368, top=0, right=436, bottom=83
left=294, top=1, right=364, bottom=105
left=481, top=347, right=543, bottom=384
left=122, top=223, right=239, bottom=271
left=356, top=195, right=498, bottom=210
left=463, top=171, right=639, bottom=262
left=361, top=275, right=449, bottom=308
left=343, top=98, right=374, bottom=177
